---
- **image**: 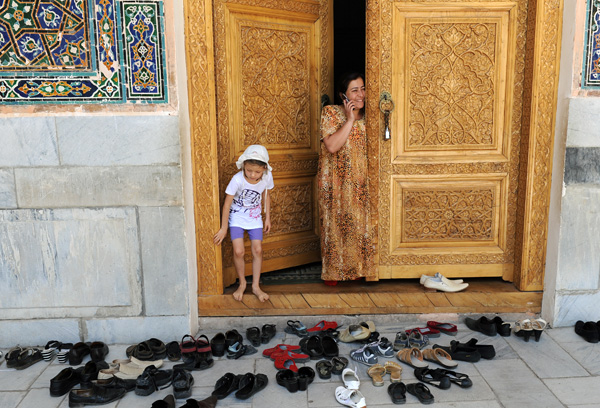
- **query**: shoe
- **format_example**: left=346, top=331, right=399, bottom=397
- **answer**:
left=465, top=316, right=497, bottom=336
left=246, top=327, right=261, bottom=347
left=407, top=327, right=440, bottom=338
left=367, top=363, right=386, bottom=386
left=89, top=342, right=109, bottom=363
left=93, top=376, right=136, bottom=392
left=513, top=319, right=534, bottom=342
left=435, top=368, right=472, bottom=388
left=388, top=382, right=407, bottom=404
left=179, top=396, right=218, bottom=408
left=368, top=337, right=395, bottom=357
left=384, top=361, right=403, bottom=383
left=300, top=335, right=324, bottom=360
left=316, top=360, right=333, bottom=379
left=172, top=368, right=194, bottom=399
left=532, top=318, right=548, bottom=342
left=235, top=373, right=268, bottom=400
left=42, top=340, right=62, bottom=362
left=5, top=347, right=24, bottom=368
left=166, top=341, right=181, bottom=361
left=350, top=344, right=378, bottom=366
left=297, top=366, right=315, bottom=391
left=152, top=394, right=176, bottom=408
left=420, top=272, right=464, bottom=285
left=422, top=348, right=457, bottom=368
left=260, top=324, right=277, bottom=344
left=341, top=367, right=360, bottom=390
left=575, top=320, right=599, bottom=343
left=13, top=347, right=43, bottom=370
left=462, top=338, right=496, bottom=359
left=406, top=382, right=434, bottom=404
left=396, top=347, right=429, bottom=368
left=338, top=324, right=371, bottom=343
left=126, top=341, right=154, bottom=361
left=211, top=372, right=241, bottom=399
left=135, top=365, right=173, bottom=396
left=422, top=275, right=469, bottom=292
left=274, top=356, right=299, bottom=372
left=176, top=350, right=214, bottom=370
left=308, top=320, right=338, bottom=332
left=118, top=356, right=164, bottom=376
left=394, top=331, right=410, bottom=350
left=426, top=321, right=458, bottom=336
left=270, top=350, right=310, bottom=362
left=407, top=330, right=429, bottom=349
left=335, top=386, right=366, bottom=408
left=50, top=367, right=83, bottom=396
left=414, top=367, right=451, bottom=389
left=262, top=344, right=301, bottom=357
left=210, top=333, right=226, bottom=357
left=276, top=369, right=299, bottom=392
left=492, top=316, right=512, bottom=337
left=331, top=356, right=349, bottom=375
left=284, top=320, right=308, bottom=337
left=56, top=343, right=74, bottom=364
left=80, top=360, right=110, bottom=387
left=321, top=334, right=339, bottom=358
left=433, top=342, right=481, bottom=362
left=68, top=384, right=127, bottom=407
left=68, top=342, right=91, bottom=365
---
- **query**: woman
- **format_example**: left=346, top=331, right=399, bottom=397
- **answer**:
left=318, top=72, right=375, bottom=284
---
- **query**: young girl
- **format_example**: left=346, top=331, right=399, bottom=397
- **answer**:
left=213, top=145, right=274, bottom=302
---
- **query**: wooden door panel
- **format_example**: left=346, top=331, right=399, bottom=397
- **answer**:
left=370, top=0, right=527, bottom=281
left=213, top=0, right=328, bottom=286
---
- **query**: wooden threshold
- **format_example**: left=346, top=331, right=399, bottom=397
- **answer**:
left=198, top=278, right=542, bottom=317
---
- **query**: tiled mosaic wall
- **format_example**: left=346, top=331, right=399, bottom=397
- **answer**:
left=0, top=0, right=167, bottom=103
left=584, top=0, right=600, bottom=87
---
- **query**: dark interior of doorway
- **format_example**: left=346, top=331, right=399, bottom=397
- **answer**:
left=333, top=0, right=366, bottom=103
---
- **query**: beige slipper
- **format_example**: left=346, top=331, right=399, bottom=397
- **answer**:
left=339, top=324, right=371, bottom=343
left=384, top=361, right=403, bottom=383
left=396, top=347, right=429, bottom=368
left=422, top=348, right=458, bottom=368
left=367, top=363, right=386, bottom=386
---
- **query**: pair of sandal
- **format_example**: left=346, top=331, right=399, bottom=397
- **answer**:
left=415, top=367, right=472, bottom=389
left=394, top=330, right=429, bottom=350
left=245, top=324, right=276, bottom=346
left=6, top=346, right=43, bottom=370
left=300, top=334, right=339, bottom=359
left=316, top=356, right=348, bottom=379
left=127, top=338, right=166, bottom=361
left=276, top=366, right=315, bottom=392
left=367, top=361, right=403, bottom=386
left=389, top=382, right=434, bottom=405
left=41, top=341, right=74, bottom=362
left=433, top=338, right=495, bottom=361
left=212, top=372, right=268, bottom=400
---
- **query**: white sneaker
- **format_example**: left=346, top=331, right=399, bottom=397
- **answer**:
left=341, top=367, right=360, bottom=390
left=420, top=272, right=464, bottom=285
left=422, top=276, right=469, bottom=292
left=335, top=386, right=366, bottom=408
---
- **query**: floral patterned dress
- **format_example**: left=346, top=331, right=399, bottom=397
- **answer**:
left=318, top=105, right=375, bottom=281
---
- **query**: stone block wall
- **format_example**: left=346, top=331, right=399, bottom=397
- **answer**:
left=553, top=97, right=600, bottom=326
left=0, top=114, right=191, bottom=347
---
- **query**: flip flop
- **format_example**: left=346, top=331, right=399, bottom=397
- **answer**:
left=406, top=382, right=434, bottom=404
left=384, top=361, right=403, bottom=383
left=367, top=363, right=386, bottom=386
left=388, top=382, right=407, bottom=404
left=316, top=360, right=333, bottom=379
left=396, top=347, right=429, bottom=368
left=284, top=320, right=308, bottom=337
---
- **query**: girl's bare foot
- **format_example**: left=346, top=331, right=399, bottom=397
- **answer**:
left=233, top=283, right=246, bottom=301
left=252, top=286, right=269, bottom=302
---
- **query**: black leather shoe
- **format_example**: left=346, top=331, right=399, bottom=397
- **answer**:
left=50, top=367, right=83, bottom=396
left=80, top=360, right=109, bottom=387
left=89, top=342, right=109, bottom=362
left=68, top=383, right=127, bottom=407
left=172, top=368, right=195, bottom=399
left=68, top=342, right=91, bottom=365
left=575, top=320, right=599, bottom=343
left=152, top=394, right=176, bottom=408
left=95, top=376, right=136, bottom=392
left=465, top=316, right=497, bottom=336
left=492, top=316, right=511, bottom=336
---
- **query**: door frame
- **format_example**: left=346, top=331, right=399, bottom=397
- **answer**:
left=184, top=0, right=563, bottom=295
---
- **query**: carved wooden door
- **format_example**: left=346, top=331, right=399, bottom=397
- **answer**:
left=213, top=0, right=331, bottom=286
left=367, top=1, right=528, bottom=280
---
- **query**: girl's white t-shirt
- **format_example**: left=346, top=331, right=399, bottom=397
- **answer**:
left=226, top=171, right=274, bottom=230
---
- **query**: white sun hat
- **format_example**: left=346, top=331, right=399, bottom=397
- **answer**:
left=235, top=144, right=273, bottom=173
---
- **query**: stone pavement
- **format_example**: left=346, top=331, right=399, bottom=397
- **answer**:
left=1, top=314, right=598, bottom=408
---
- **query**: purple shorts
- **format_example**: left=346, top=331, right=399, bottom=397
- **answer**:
left=230, top=226, right=263, bottom=241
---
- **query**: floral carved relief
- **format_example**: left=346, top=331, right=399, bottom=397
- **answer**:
left=408, top=23, right=496, bottom=148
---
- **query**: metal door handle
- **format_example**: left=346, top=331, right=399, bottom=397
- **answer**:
left=379, top=92, right=395, bottom=141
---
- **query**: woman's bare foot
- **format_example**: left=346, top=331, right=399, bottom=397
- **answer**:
left=233, top=283, right=246, bottom=301
left=252, top=285, right=269, bottom=302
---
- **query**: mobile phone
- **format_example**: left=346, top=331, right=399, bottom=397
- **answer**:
left=342, top=93, right=350, bottom=102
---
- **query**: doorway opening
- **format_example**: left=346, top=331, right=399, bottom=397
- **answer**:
left=333, top=0, right=366, bottom=101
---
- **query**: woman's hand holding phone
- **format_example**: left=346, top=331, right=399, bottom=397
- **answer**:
left=342, top=93, right=357, bottom=121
